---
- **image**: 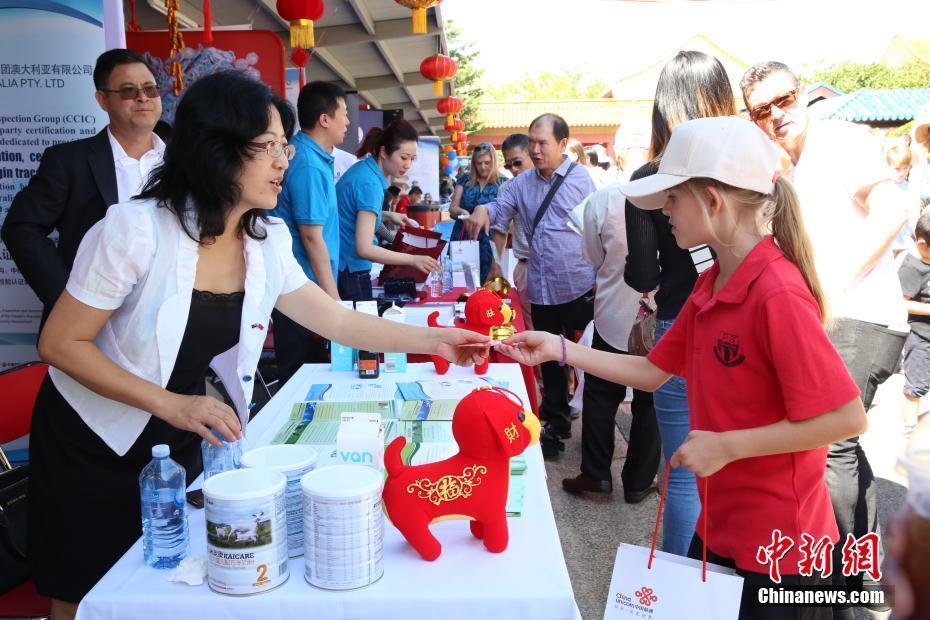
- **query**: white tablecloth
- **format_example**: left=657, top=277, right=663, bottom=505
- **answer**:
left=77, top=363, right=580, bottom=620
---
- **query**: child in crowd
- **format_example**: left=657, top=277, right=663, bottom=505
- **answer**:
left=888, top=145, right=917, bottom=255
left=497, top=117, right=867, bottom=619
left=898, top=210, right=930, bottom=437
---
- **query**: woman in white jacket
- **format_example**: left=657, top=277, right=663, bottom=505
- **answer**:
left=30, top=72, right=488, bottom=619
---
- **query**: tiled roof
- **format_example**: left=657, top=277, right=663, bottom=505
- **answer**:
left=476, top=99, right=652, bottom=129
left=809, top=88, right=930, bottom=123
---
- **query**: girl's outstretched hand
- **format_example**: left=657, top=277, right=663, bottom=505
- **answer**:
left=670, top=430, right=734, bottom=477
left=494, top=331, right=562, bottom=366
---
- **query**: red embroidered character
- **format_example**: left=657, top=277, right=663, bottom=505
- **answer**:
left=798, top=534, right=835, bottom=578
left=756, top=529, right=795, bottom=583
left=841, top=533, right=881, bottom=581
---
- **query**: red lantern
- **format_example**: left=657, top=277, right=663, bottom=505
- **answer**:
left=291, top=48, right=311, bottom=88
left=451, top=119, right=465, bottom=142
left=277, top=0, right=325, bottom=49
left=436, top=96, right=463, bottom=126
left=420, top=54, right=457, bottom=98
left=394, top=0, right=442, bottom=34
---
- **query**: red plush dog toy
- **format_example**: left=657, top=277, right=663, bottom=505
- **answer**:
left=382, top=387, right=540, bottom=561
left=427, top=288, right=516, bottom=375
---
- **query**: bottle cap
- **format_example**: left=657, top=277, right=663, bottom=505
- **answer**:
left=152, top=444, right=170, bottom=458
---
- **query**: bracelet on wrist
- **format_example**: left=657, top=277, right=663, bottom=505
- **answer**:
left=558, top=334, right=567, bottom=367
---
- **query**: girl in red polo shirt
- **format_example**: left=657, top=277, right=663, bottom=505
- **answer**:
left=498, top=117, right=866, bottom=620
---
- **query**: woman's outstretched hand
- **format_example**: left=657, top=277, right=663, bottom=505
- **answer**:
left=494, top=331, right=562, bottom=366
left=433, top=328, right=493, bottom=367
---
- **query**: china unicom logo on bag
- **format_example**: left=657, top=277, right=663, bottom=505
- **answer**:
left=615, top=585, right=659, bottom=615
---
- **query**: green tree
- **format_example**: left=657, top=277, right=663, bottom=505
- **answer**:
left=446, top=21, right=484, bottom=131
left=805, top=62, right=930, bottom=92
left=485, top=68, right=610, bottom=101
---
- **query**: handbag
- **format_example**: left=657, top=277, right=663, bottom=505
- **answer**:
left=0, top=446, right=30, bottom=594
left=627, top=294, right=657, bottom=356
left=603, top=467, right=743, bottom=619
left=379, top=226, right=447, bottom=284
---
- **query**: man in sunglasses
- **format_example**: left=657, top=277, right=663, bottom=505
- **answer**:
left=495, top=133, right=537, bottom=330
left=742, top=61, right=907, bottom=619
left=2, top=48, right=164, bottom=326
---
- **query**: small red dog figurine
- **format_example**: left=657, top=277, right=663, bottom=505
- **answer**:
left=382, top=387, right=540, bottom=561
left=427, top=288, right=516, bottom=375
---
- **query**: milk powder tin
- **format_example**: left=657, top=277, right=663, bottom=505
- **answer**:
left=241, top=445, right=318, bottom=558
left=203, top=469, right=289, bottom=595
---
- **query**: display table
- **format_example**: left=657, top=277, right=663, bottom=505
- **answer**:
left=76, top=363, right=579, bottom=620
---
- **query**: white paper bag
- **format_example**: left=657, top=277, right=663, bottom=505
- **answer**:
left=449, top=239, right=480, bottom=272
left=603, top=543, right=743, bottom=620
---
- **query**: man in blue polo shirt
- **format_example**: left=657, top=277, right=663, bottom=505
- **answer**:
left=271, top=81, right=350, bottom=380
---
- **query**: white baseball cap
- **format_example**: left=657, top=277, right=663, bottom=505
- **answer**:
left=620, top=116, right=784, bottom=210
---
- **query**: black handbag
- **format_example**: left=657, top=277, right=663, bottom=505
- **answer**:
left=0, top=447, right=30, bottom=594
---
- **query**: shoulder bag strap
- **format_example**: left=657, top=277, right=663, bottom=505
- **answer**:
left=530, top=162, right=577, bottom=237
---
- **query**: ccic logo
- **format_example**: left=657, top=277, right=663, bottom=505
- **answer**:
left=714, top=331, right=745, bottom=367
left=635, top=587, right=658, bottom=607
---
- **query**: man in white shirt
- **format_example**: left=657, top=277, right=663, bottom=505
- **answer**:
left=742, top=61, right=906, bottom=617
left=2, top=49, right=164, bottom=324
left=561, top=183, right=660, bottom=500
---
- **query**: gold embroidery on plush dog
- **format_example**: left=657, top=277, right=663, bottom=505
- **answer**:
left=406, top=465, right=488, bottom=506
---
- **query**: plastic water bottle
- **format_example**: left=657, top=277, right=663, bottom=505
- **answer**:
left=139, top=444, right=190, bottom=569
left=430, top=270, right=443, bottom=298
left=201, top=429, right=242, bottom=480
left=442, top=256, right=453, bottom=293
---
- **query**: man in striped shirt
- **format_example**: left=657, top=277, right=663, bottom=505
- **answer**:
left=468, top=114, right=596, bottom=458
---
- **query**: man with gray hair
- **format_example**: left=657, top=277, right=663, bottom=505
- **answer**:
left=742, top=60, right=907, bottom=617
left=468, top=114, right=596, bottom=458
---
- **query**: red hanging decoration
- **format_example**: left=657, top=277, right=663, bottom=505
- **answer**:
left=450, top=119, right=465, bottom=142
left=419, top=53, right=456, bottom=98
left=128, top=0, right=142, bottom=32
left=166, top=0, right=185, bottom=96
left=276, top=0, right=325, bottom=49
left=291, top=48, right=311, bottom=89
left=202, top=0, right=213, bottom=46
left=436, top=96, right=463, bottom=126
left=393, top=0, right=442, bottom=34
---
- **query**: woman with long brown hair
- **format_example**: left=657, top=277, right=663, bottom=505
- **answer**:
left=622, top=50, right=738, bottom=557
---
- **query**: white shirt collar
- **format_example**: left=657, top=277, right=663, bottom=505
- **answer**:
left=106, top=127, right=166, bottom=164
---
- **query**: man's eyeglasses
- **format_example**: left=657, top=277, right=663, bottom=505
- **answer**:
left=503, top=159, right=524, bottom=169
left=99, top=84, right=160, bottom=100
left=249, top=139, right=296, bottom=161
left=748, top=88, right=799, bottom=123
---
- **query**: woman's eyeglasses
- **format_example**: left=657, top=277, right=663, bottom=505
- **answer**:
left=99, top=85, right=160, bottom=100
left=249, top=139, right=296, bottom=161
left=748, top=88, right=799, bottom=123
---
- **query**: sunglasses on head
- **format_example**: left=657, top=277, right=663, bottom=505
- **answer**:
left=99, top=84, right=160, bottom=100
left=748, top=88, right=799, bottom=123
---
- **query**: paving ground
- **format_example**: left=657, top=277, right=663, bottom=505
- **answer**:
left=546, top=375, right=916, bottom=620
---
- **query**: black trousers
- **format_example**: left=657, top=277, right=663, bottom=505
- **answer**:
left=825, top=318, right=905, bottom=595
left=687, top=536, right=833, bottom=620
left=581, top=328, right=661, bottom=489
left=531, top=291, right=594, bottom=435
left=271, top=308, right=330, bottom=383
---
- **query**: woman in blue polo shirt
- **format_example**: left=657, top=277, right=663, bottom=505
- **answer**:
left=336, top=120, right=440, bottom=301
